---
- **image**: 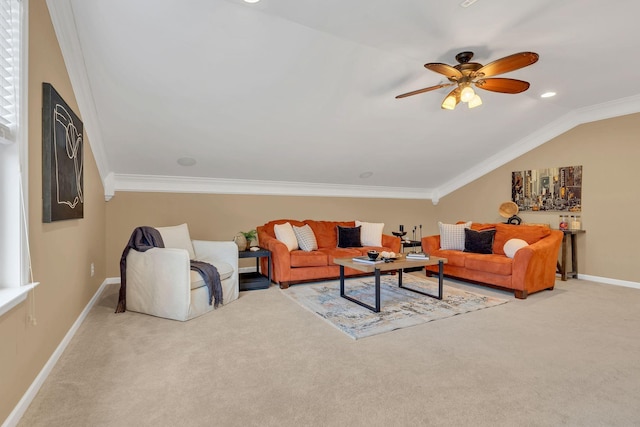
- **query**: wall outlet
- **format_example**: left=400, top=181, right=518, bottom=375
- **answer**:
left=90, top=263, right=95, bottom=277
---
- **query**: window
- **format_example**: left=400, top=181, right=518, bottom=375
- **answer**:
left=0, top=0, right=30, bottom=316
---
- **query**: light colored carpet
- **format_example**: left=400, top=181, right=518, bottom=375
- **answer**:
left=281, top=274, right=508, bottom=339
left=16, top=274, right=640, bottom=427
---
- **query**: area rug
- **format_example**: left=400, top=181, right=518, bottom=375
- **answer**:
left=281, top=274, right=508, bottom=339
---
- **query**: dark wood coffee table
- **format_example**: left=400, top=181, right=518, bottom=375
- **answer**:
left=334, top=255, right=448, bottom=313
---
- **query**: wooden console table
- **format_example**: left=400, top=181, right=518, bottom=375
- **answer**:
left=557, top=229, right=585, bottom=281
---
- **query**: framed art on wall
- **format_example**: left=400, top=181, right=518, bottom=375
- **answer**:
left=512, top=165, right=582, bottom=212
left=42, top=82, right=84, bottom=222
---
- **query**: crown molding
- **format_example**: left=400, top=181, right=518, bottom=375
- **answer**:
left=107, top=90, right=640, bottom=203
left=46, top=0, right=110, bottom=182
left=106, top=174, right=434, bottom=201
left=436, top=94, right=640, bottom=200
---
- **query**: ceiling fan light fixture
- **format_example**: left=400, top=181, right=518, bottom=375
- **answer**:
left=468, top=94, right=482, bottom=108
left=460, top=85, right=475, bottom=103
left=441, top=95, right=457, bottom=110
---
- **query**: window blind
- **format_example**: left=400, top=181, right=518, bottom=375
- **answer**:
left=0, top=0, right=18, bottom=143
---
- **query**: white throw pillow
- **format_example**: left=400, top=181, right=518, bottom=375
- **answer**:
left=438, top=221, right=472, bottom=251
left=156, top=223, right=196, bottom=260
left=293, top=224, right=318, bottom=252
left=356, top=221, right=384, bottom=247
left=504, top=238, right=529, bottom=259
left=274, top=222, right=299, bottom=251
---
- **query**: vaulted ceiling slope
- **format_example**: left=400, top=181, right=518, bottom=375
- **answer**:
left=47, top=0, right=640, bottom=202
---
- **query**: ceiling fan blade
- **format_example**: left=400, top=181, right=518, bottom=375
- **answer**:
left=424, top=63, right=463, bottom=80
left=475, top=52, right=539, bottom=78
left=475, top=78, right=531, bottom=94
left=395, top=83, right=454, bottom=99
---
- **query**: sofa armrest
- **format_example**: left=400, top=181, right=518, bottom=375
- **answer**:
left=126, top=247, right=192, bottom=320
left=512, top=230, right=563, bottom=294
left=257, top=229, right=291, bottom=283
left=382, top=234, right=401, bottom=253
left=422, top=235, right=440, bottom=255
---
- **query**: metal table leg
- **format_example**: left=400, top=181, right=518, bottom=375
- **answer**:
left=340, top=266, right=381, bottom=313
left=399, top=260, right=444, bottom=300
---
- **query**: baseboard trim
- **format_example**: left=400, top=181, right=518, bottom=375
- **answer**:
left=578, top=274, right=640, bottom=290
left=2, top=278, right=116, bottom=427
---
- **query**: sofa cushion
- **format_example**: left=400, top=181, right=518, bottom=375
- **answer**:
left=305, top=220, right=355, bottom=248
left=337, top=225, right=362, bottom=248
left=290, top=250, right=328, bottom=267
left=468, top=222, right=497, bottom=231
left=356, top=220, right=384, bottom=247
left=504, top=238, right=529, bottom=258
left=439, top=221, right=472, bottom=250
left=464, top=228, right=496, bottom=254
left=190, top=260, right=234, bottom=290
left=464, top=253, right=513, bottom=276
left=293, top=224, right=318, bottom=252
left=319, top=247, right=363, bottom=265
left=429, top=249, right=467, bottom=267
left=274, top=222, right=299, bottom=251
left=493, top=223, right=551, bottom=256
left=156, top=223, right=196, bottom=260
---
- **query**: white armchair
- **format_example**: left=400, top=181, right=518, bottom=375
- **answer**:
left=125, top=224, right=239, bottom=321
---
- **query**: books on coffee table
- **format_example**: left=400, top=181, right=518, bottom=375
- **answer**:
left=406, top=252, right=429, bottom=259
left=352, top=256, right=384, bottom=264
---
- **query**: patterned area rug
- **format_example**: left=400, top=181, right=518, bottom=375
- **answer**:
left=281, top=274, right=508, bottom=339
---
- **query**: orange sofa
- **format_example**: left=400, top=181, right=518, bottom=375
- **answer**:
left=257, top=219, right=401, bottom=289
left=421, top=223, right=563, bottom=299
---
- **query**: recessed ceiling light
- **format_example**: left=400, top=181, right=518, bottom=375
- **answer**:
left=460, top=0, right=478, bottom=8
left=359, top=171, right=373, bottom=179
left=177, top=157, right=196, bottom=166
left=244, top=0, right=260, bottom=3
left=540, top=92, right=556, bottom=98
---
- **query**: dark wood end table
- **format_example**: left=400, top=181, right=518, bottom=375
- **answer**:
left=239, top=248, right=272, bottom=291
left=557, top=229, right=585, bottom=281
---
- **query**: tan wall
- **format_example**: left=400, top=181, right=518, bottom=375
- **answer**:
left=106, top=193, right=436, bottom=275
left=0, top=1, right=106, bottom=422
left=435, top=113, right=640, bottom=282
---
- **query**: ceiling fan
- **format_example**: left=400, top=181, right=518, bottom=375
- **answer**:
left=396, top=51, right=539, bottom=110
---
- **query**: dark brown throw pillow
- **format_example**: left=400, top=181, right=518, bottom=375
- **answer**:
left=337, top=225, right=362, bottom=248
left=464, top=228, right=496, bottom=254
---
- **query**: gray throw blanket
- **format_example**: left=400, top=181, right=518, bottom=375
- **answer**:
left=116, top=226, right=223, bottom=313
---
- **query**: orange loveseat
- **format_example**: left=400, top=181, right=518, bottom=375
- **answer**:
left=421, top=223, right=563, bottom=299
left=257, top=219, right=401, bottom=289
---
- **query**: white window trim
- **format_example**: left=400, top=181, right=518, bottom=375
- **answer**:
left=0, top=0, right=34, bottom=317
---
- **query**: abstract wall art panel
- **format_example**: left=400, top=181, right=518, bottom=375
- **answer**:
left=42, top=83, right=84, bottom=222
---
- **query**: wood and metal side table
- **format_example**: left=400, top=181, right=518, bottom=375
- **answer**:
left=401, top=240, right=422, bottom=253
left=557, top=229, right=585, bottom=281
left=238, top=248, right=271, bottom=291
left=401, top=240, right=424, bottom=272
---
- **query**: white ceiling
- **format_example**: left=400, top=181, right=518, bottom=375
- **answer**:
left=47, top=0, right=640, bottom=201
